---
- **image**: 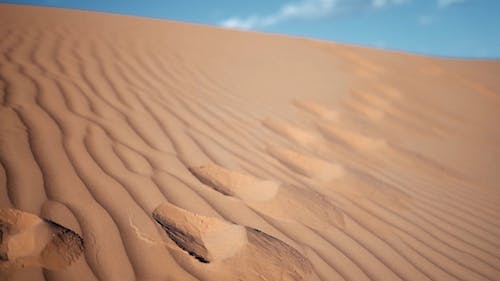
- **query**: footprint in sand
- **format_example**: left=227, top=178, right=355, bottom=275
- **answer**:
left=342, top=93, right=388, bottom=122
left=266, top=144, right=345, bottom=182
left=262, top=115, right=409, bottom=210
left=317, top=123, right=387, bottom=152
left=0, top=208, right=84, bottom=272
left=188, top=163, right=345, bottom=231
left=262, top=116, right=386, bottom=153
left=293, top=100, right=341, bottom=122
left=262, top=118, right=323, bottom=148
left=267, top=145, right=412, bottom=211
left=152, top=202, right=320, bottom=281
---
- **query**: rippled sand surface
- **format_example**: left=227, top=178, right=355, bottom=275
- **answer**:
left=1, top=4, right=500, bottom=281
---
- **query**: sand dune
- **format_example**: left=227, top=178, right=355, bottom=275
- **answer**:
left=1, top=3, right=500, bottom=281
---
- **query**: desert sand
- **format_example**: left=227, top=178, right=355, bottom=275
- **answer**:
left=0, top=3, right=499, bottom=281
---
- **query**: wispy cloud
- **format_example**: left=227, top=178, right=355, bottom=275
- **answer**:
left=219, top=0, right=409, bottom=30
left=437, top=0, right=467, bottom=8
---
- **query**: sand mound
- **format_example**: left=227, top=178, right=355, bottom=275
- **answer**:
left=152, top=202, right=247, bottom=263
left=189, top=164, right=280, bottom=202
left=153, top=202, right=319, bottom=281
left=0, top=209, right=83, bottom=272
left=293, top=100, right=341, bottom=121
left=190, top=163, right=345, bottom=229
left=318, top=123, right=387, bottom=151
left=267, top=144, right=345, bottom=181
left=262, top=118, right=322, bottom=148
left=343, top=97, right=387, bottom=121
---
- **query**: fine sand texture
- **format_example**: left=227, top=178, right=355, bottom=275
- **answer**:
left=1, top=4, right=500, bottom=281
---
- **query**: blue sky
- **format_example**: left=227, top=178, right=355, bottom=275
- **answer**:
left=3, top=0, right=500, bottom=58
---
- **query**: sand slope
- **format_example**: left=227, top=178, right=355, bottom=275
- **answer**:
left=1, top=4, right=500, bottom=281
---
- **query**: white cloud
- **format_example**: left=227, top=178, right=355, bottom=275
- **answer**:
left=219, top=0, right=408, bottom=30
left=437, top=0, right=467, bottom=8
left=220, top=0, right=335, bottom=30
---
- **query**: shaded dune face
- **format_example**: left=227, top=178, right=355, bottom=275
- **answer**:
left=152, top=202, right=319, bottom=281
left=0, top=209, right=84, bottom=272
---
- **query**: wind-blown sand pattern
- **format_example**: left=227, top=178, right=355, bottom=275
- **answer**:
left=1, top=4, right=500, bottom=281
